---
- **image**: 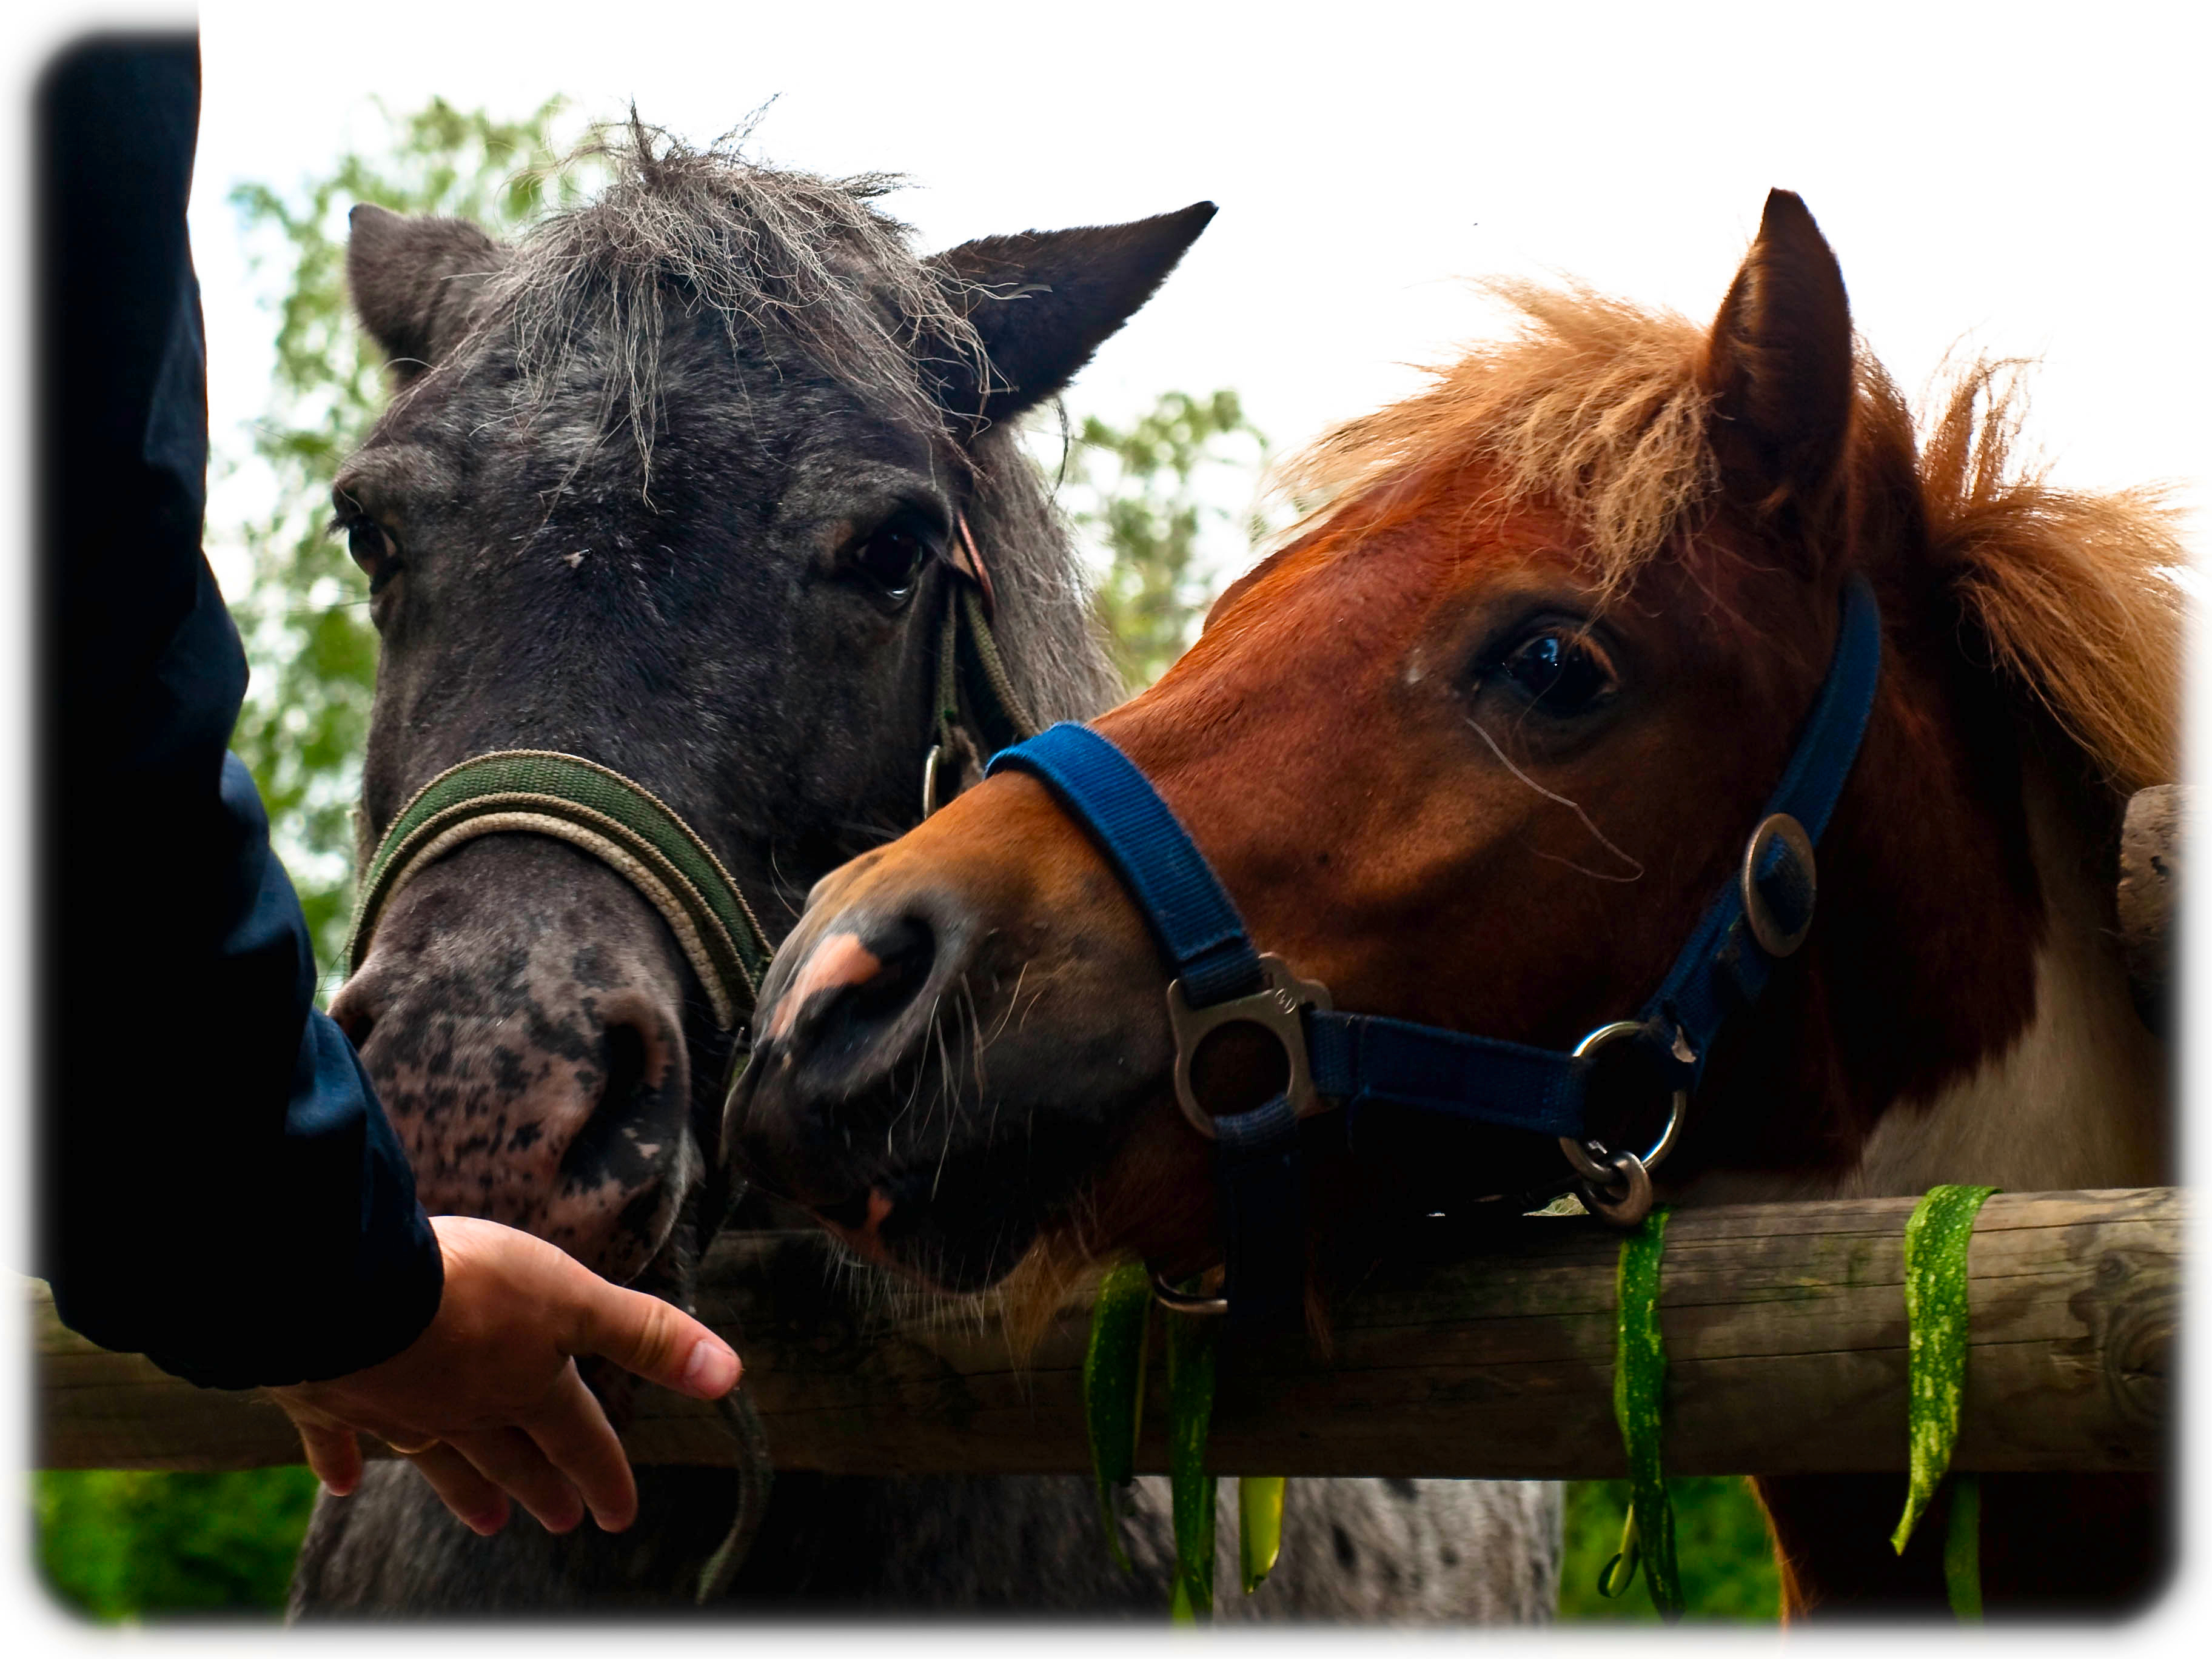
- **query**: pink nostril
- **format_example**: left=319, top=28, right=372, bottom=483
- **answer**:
left=767, top=931, right=883, bottom=1042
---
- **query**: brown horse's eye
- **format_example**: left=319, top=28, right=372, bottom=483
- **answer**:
left=1500, top=629, right=1613, bottom=714
left=347, top=519, right=401, bottom=594
left=849, top=525, right=933, bottom=607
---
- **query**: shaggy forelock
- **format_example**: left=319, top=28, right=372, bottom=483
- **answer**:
left=464, top=117, right=990, bottom=479
left=1275, top=280, right=1717, bottom=594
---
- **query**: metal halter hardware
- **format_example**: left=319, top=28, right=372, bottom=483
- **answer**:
left=920, top=743, right=948, bottom=820
left=987, top=574, right=1885, bottom=1322
left=923, top=518, right=1033, bottom=820
left=1557, top=1020, right=1694, bottom=1226
left=1168, top=954, right=1333, bottom=1139
left=1742, top=813, right=1817, bottom=957
left=1150, top=1275, right=1231, bottom=1316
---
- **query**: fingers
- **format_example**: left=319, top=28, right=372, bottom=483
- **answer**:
left=516, top=1361, right=640, bottom=1532
left=568, top=1276, right=739, bottom=1399
left=293, top=1418, right=363, bottom=1496
left=406, top=1441, right=512, bottom=1537
left=435, top=1214, right=740, bottom=1398
left=444, top=1426, right=587, bottom=1535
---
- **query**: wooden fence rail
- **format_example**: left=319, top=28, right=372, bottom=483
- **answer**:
left=35, top=1186, right=2175, bottom=1480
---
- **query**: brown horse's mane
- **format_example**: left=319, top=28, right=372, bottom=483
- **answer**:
left=1273, top=280, right=2184, bottom=797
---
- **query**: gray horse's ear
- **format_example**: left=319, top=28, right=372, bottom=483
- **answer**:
left=926, top=201, right=1216, bottom=425
left=346, top=204, right=508, bottom=384
left=1698, top=190, right=1854, bottom=517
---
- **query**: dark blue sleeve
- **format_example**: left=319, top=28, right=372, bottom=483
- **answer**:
left=35, top=35, right=444, bottom=1390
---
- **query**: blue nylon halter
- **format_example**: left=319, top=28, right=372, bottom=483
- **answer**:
left=989, top=574, right=1883, bottom=1322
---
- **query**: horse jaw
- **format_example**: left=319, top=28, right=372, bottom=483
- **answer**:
left=1682, top=755, right=2169, bottom=1207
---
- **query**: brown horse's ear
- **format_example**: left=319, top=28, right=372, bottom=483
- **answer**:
left=925, top=202, right=1216, bottom=426
left=1698, top=190, right=1854, bottom=517
left=346, top=204, right=508, bottom=384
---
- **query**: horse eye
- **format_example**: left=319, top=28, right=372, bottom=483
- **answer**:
left=851, top=526, right=931, bottom=605
left=1500, top=629, right=1614, bottom=714
left=347, top=520, right=401, bottom=593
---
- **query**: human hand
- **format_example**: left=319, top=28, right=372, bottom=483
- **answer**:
left=267, top=1215, right=740, bottom=1537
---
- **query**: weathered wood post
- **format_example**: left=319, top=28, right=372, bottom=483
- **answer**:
left=34, top=1187, right=2175, bottom=1478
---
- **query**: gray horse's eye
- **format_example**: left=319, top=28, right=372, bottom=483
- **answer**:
left=850, top=525, right=932, bottom=606
left=347, top=518, right=402, bottom=594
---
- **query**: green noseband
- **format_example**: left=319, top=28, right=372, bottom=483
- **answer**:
left=346, top=749, right=772, bottom=1030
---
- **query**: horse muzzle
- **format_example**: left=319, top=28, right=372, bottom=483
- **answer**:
left=332, top=834, right=702, bottom=1284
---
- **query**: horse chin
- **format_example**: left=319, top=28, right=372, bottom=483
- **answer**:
left=804, top=1168, right=1046, bottom=1295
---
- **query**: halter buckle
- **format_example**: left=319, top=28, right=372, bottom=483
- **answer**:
left=1167, top=953, right=1333, bottom=1140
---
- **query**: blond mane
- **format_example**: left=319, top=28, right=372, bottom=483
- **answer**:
left=1275, top=281, right=2185, bottom=795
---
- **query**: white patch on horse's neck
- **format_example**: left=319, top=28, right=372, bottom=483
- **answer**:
left=1680, top=755, right=2169, bottom=1207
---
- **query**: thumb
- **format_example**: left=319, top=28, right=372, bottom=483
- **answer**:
left=570, top=1277, right=740, bottom=1399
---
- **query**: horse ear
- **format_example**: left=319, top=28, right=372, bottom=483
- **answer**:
left=1698, top=190, right=1854, bottom=515
left=926, top=201, right=1216, bottom=424
left=346, top=204, right=508, bottom=384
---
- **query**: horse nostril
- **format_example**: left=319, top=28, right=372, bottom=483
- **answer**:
left=558, top=1015, right=673, bottom=1184
left=804, top=914, right=936, bottom=1065
left=327, top=978, right=378, bottom=1050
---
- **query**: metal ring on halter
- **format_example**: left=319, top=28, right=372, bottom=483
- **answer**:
left=920, top=742, right=945, bottom=819
left=1579, top=1148, right=1655, bottom=1227
left=1151, top=1273, right=1230, bottom=1315
left=1557, top=1019, right=1690, bottom=1189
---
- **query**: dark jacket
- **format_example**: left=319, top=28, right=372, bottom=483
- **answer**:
left=36, top=34, right=443, bottom=1390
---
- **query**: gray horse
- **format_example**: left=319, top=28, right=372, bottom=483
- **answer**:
left=287, top=122, right=1558, bottom=1618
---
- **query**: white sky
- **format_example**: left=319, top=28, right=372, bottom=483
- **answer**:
left=184, top=0, right=2211, bottom=562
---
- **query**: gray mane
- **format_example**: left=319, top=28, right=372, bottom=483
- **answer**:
left=961, top=423, right=1125, bottom=724
left=467, top=119, right=1119, bottom=727
left=477, top=119, right=987, bottom=468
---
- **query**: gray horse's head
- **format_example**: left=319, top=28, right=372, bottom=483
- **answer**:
left=327, top=124, right=1207, bottom=1297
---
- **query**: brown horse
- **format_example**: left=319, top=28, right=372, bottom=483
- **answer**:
left=729, top=190, right=2180, bottom=1615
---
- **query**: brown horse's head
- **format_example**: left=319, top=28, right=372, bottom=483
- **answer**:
left=730, top=190, right=2177, bottom=1294
left=326, top=125, right=1210, bottom=1295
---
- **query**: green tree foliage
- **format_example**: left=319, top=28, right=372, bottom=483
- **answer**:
left=1059, top=389, right=1272, bottom=690
left=35, top=1468, right=320, bottom=1618
left=220, top=96, right=598, bottom=983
